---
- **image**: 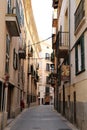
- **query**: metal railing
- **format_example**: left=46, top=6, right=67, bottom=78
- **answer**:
left=7, top=0, right=21, bottom=25
left=53, top=0, right=58, bottom=8
left=56, top=31, right=69, bottom=47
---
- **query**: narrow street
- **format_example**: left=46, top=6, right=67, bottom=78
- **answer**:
left=4, top=105, right=78, bottom=130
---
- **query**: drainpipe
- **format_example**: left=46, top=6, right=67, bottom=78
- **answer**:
left=69, top=0, right=71, bottom=84
left=63, top=84, right=65, bottom=115
left=68, top=0, right=71, bottom=121
left=56, top=35, right=59, bottom=111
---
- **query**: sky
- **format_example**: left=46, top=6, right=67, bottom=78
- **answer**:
left=31, top=0, right=53, bottom=43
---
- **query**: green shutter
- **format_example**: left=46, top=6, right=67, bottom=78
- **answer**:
left=75, top=45, right=78, bottom=74
left=13, top=48, right=15, bottom=69
left=81, top=35, right=85, bottom=70
left=5, top=35, right=10, bottom=73
left=13, top=48, right=17, bottom=70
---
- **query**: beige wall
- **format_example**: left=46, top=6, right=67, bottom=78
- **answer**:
left=0, top=0, right=7, bottom=80
left=38, top=43, right=54, bottom=105
left=0, top=0, right=41, bottom=129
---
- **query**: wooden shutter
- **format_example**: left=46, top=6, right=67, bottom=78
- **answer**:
left=75, top=45, right=78, bottom=74
left=81, top=35, right=85, bottom=70
left=13, top=48, right=17, bottom=70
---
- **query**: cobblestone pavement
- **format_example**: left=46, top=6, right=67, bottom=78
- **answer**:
left=4, top=105, right=79, bottom=130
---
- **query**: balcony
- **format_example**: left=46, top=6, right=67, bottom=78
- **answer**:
left=52, top=19, right=57, bottom=27
left=19, top=49, right=26, bottom=59
left=5, top=1, right=21, bottom=36
left=51, top=78, right=55, bottom=87
left=56, top=31, right=69, bottom=58
left=53, top=0, right=58, bottom=9
left=19, top=44, right=26, bottom=59
left=28, top=46, right=33, bottom=57
left=34, top=71, right=39, bottom=85
left=51, top=72, right=57, bottom=79
left=52, top=9, right=57, bottom=49
left=47, top=72, right=56, bottom=87
left=35, top=73, right=39, bottom=82
left=50, top=64, right=57, bottom=78
left=75, top=0, right=85, bottom=31
left=52, top=34, right=56, bottom=49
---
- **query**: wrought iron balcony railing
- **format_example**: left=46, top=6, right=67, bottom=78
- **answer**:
left=28, top=46, right=33, bottom=57
left=53, top=0, right=58, bottom=9
left=6, top=0, right=21, bottom=36
left=51, top=78, right=55, bottom=86
left=19, top=44, right=26, bottom=59
left=56, top=31, right=69, bottom=58
left=7, top=0, right=21, bottom=25
left=57, top=31, right=69, bottom=47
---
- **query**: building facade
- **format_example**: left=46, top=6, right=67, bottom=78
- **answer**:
left=52, top=0, right=87, bottom=130
left=37, top=43, right=54, bottom=105
left=0, top=0, right=41, bottom=129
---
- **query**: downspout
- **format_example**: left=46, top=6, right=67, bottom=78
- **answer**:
left=68, top=0, right=71, bottom=121
left=56, top=33, right=59, bottom=111
left=69, top=0, right=71, bottom=84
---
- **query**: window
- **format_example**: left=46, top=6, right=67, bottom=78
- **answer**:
left=74, top=0, right=85, bottom=30
left=38, top=92, right=40, bottom=97
left=13, top=48, right=18, bottom=70
left=20, top=2, right=24, bottom=26
left=46, top=63, right=50, bottom=71
left=50, top=64, right=54, bottom=72
left=45, top=87, right=49, bottom=96
left=5, top=34, right=10, bottom=73
left=46, top=76, right=50, bottom=84
left=7, top=0, right=11, bottom=14
left=45, top=53, right=50, bottom=60
left=75, top=35, right=85, bottom=75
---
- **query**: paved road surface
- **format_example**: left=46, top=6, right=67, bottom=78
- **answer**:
left=4, top=105, right=79, bottom=130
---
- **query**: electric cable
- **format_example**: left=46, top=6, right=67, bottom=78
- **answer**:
left=26, top=35, right=53, bottom=48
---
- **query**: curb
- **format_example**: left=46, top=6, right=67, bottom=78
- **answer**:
left=4, top=108, right=28, bottom=130
left=54, top=111, right=79, bottom=130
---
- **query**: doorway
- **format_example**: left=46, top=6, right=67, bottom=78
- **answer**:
left=7, top=85, right=13, bottom=118
left=63, top=85, right=65, bottom=115
left=59, top=93, right=61, bottom=113
left=73, top=91, right=76, bottom=123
